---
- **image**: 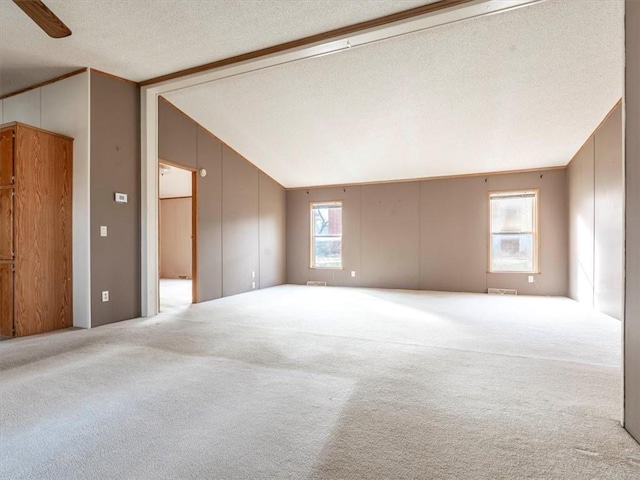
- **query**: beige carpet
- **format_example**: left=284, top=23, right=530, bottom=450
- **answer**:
left=1, top=285, right=638, bottom=479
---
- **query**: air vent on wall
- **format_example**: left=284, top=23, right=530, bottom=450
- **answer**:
left=306, top=281, right=327, bottom=287
left=488, top=288, right=518, bottom=296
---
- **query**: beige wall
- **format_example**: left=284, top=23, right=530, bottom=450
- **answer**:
left=625, top=0, right=640, bottom=443
left=158, top=98, right=287, bottom=301
left=567, top=104, right=623, bottom=320
left=160, top=198, right=192, bottom=279
left=287, top=168, right=567, bottom=295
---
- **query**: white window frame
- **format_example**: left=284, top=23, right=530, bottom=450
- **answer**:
left=488, top=189, right=539, bottom=274
left=310, top=201, right=343, bottom=269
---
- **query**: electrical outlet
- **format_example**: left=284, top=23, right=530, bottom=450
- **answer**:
left=102, top=291, right=109, bottom=302
left=351, top=271, right=356, bottom=277
left=100, top=226, right=107, bottom=237
left=251, top=282, right=256, bottom=289
left=251, top=271, right=255, bottom=279
left=528, top=275, right=534, bottom=283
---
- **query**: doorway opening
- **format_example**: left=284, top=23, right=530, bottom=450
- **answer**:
left=158, top=162, right=197, bottom=311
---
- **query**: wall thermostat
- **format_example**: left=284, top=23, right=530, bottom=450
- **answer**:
left=199, top=168, right=207, bottom=178
left=115, top=192, right=128, bottom=204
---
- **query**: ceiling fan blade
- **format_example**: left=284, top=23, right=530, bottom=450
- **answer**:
left=13, top=0, right=72, bottom=38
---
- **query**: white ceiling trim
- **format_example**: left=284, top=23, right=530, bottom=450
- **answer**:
left=157, top=0, right=541, bottom=95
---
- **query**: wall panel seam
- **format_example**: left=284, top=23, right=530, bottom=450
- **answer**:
left=418, top=182, right=422, bottom=289
left=220, top=142, right=224, bottom=295
left=258, top=173, right=261, bottom=290
left=593, top=136, right=596, bottom=307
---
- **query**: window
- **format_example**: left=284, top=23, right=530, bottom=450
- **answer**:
left=311, top=202, right=342, bottom=268
left=489, top=190, right=538, bottom=273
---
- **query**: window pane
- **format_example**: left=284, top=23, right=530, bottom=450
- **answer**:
left=311, top=202, right=342, bottom=268
left=491, top=196, right=534, bottom=233
left=313, top=205, right=342, bottom=236
left=491, top=233, right=533, bottom=272
left=314, top=237, right=342, bottom=268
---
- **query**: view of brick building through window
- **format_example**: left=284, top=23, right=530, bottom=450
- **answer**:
left=311, top=202, right=343, bottom=268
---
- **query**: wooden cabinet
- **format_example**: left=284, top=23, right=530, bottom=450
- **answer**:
left=0, top=122, right=73, bottom=337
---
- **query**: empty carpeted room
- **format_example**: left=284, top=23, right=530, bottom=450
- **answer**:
left=1, top=0, right=640, bottom=479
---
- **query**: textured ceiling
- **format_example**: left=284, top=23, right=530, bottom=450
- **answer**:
left=165, top=0, right=624, bottom=188
left=0, top=0, right=429, bottom=95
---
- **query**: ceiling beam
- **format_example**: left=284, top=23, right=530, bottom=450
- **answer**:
left=139, top=0, right=475, bottom=87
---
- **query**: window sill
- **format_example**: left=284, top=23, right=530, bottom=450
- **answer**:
left=487, top=271, right=541, bottom=275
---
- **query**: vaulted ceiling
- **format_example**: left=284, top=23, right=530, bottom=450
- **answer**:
left=164, top=0, right=623, bottom=187
left=0, top=0, right=624, bottom=188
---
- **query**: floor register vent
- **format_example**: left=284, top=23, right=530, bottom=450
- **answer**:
left=487, top=288, right=518, bottom=296
left=307, top=281, right=328, bottom=286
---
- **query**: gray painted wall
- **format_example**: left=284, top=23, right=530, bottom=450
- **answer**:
left=196, top=128, right=223, bottom=302
left=487, top=170, right=568, bottom=296
left=625, top=0, right=640, bottom=443
left=259, top=172, right=287, bottom=288
left=568, top=105, right=623, bottom=320
left=361, top=182, right=421, bottom=289
left=222, top=146, right=260, bottom=297
left=420, top=176, right=487, bottom=293
left=90, top=71, right=141, bottom=327
left=420, top=177, right=488, bottom=292
left=158, top=99, right=286, bottom=301
left=158, top=99, right=196, bottom=169
left=287, top=186, right=363, bottom=288
left=568, top=138, right=595, bottom=306
left=594, top=107, right=624, bottom=318
left=287, top=169, right=567, bottom=295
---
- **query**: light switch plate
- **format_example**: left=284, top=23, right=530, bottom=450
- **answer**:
left=100, top=226, right=108, bottom=237
left=115, top=192, right=128, bottom=204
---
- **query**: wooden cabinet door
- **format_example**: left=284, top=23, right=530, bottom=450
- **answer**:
left=0, top=129, right=14, bottom=186
left=0, top=262, right=13, bottom=337
left=14, top=129, right=73, bottom=336
left=0, top=188, right=13, bottom=261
